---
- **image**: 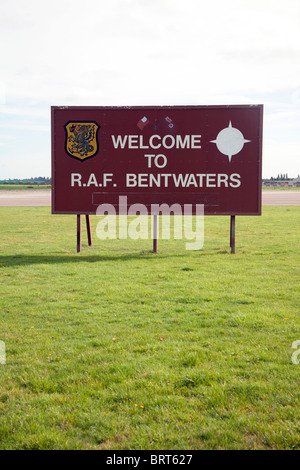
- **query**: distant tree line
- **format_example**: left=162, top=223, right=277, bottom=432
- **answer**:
left=271, top=173, right=289, bottom=181
left=263, top=174, right=300, bottom=182
left=1, top=177, right=51, bottom=184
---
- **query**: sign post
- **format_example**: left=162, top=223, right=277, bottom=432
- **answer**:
left=77, top=214, right=81, bottom=253
left=51, top=105, right=263, bottom=252
left=230, top=215, right=236, bottom=254
left=153, top=214, right=158, bottom=253
left=85, top=214, right=92, bottom=247
left=76, top=214, right=92, bottom=253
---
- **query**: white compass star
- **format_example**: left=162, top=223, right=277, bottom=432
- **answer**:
left=210, top=121, right=251, bottom=162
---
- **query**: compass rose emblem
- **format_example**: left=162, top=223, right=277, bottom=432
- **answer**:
left=210, top=121, right=251, bottom=162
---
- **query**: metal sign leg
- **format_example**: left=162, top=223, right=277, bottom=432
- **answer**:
left=77, top=214, right=81, bottom=253
left=86, top=215, right=92, bottom=246
left=153, top=214, right=158, bottom=253
left=230, top=215, right=236, bottom=254
left=77, top=214, right=92, bottom=252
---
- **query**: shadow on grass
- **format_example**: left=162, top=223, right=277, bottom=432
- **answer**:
left=0, top=250, right=191, bottom=267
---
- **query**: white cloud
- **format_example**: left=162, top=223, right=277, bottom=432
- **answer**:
left=0, top=105, right=48, bottom=119
left=263, top=140, right=300, bottom=178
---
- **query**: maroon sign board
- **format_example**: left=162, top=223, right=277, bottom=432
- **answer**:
left=51, top=105, right=263, bottom=216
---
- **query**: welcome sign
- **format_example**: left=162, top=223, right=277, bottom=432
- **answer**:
left=51, top=105, right=263, bottom=215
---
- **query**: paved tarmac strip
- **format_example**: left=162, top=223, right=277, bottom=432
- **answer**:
left=0, top=190, right=51, bottom=206
left=261, top=190, right=300, bottom=205
left=0, top=189, right=299, bottom=207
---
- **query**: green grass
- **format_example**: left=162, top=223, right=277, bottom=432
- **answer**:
left=262, top=186, right=300, bottom=190
left=0, top=185, right=51, bottom=190
left=0, top=206, right=299, bottom=450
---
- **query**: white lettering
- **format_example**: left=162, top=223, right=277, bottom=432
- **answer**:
left=111, top=134, right=203, bottom=150
left=176, top=135, right=190, bottom=149
left=154, top=154, right=167, bottom=168
left=138, top=174, right=148, bottom=187
left=149, top=174, right=161, bottom=187
left=191, top=135, right=201, bottom=148
left=185, top=204, right=204, bottom=251
left=217, top=173, right=229, bottom=187
left=139, top=135, right=149, bottom=149
left=128, top=135, right=138, bottom=149
left=173, top=174, right=189, bottom=187
left=126, top=174, right=137, bottom=187
left=118, top=196, right=128, bottom=239
left=196, top=174, right=206, bottom=187
left=128, top=204, right=148, bottom=239
left=162, top=135, right=175, bottom=149
left=162, top=174, right=171, bottom=186
left=206, top=174, right=216, bottom=187
left=144, top=154, right=156, bottom=168
left=87, top=173, right=98, bottom=187
left=111, top=135, right=128, bottom=149
left=103, top=174, right=113, bottom=187
left=126, top=173, right=242, bottom=188
left=149, top=135, right=161, bottom=149
left=186, top=174, right=198, bottom=187
left=292, top=340, right=300, bottom=364
left=71, top=173, right=82, bottom=187
left=230, top=173, right=241, bottom=188
left=96, top=204, right=116, bottom=239
left=106, top=455, right=140, bottom=467
left=0, top=341, right=5, bottom=365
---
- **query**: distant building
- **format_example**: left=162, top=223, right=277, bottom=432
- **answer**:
left=262, top=177, right=300, bottom=188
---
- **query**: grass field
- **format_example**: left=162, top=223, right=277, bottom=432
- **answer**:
left=0, top=185, right=51, bottom=190
left=262, top=186, right=300, bottom=190
left=0, top=206, right=299, bottom=450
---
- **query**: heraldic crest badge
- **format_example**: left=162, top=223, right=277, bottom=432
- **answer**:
left=65, top=121, right=100, bottom=161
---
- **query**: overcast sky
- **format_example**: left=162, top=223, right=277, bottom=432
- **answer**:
left=0, top=0, right=299, bottom=179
